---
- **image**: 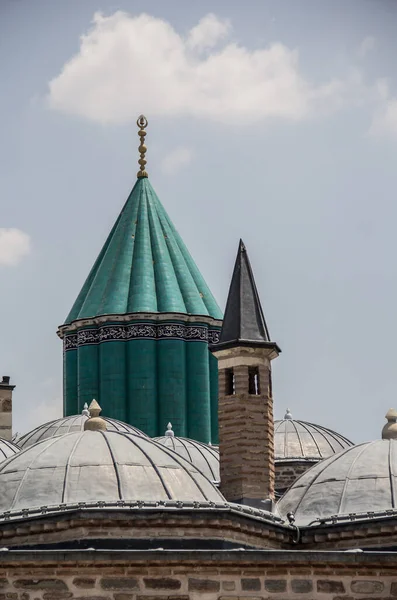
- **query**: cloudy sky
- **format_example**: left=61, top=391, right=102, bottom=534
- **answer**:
left=1, top=0, right=397, bottom=441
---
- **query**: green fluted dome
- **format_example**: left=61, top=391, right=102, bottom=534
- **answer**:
left=65, top=178, right=222, bottom=324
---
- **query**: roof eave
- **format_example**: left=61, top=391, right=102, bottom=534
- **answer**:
left=210, top=340, right=281, bottom=357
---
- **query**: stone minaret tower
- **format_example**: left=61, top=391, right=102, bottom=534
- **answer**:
left=0, top=376, right=15, bottom=441
left=212, top=240, right=280, bottom=508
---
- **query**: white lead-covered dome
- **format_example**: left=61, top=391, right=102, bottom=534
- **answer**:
left=0, top=438, right=19, bottom=462
left=278, top=439, right=397, bottom=525
left=0, top=430, right=224, bottom=516
left=275, top=410, right=353, bottom=462
left=154, top=423, right=219, bottom=482
left=15, top=406, right=147, bottom=449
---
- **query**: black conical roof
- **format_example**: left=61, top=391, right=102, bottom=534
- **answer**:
left=217, top=240, right=280, bottom=351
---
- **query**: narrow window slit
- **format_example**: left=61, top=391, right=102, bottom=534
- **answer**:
left=249, top=367, right=260, bottom=395
left=225, top=368, right=235, bottom=395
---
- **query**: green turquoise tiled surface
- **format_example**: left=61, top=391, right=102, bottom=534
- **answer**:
left=64, top=326, right=220, bottom=442
left=65, top=177, right=222, bottom=323
left=62, top=177, right=222, bottom=443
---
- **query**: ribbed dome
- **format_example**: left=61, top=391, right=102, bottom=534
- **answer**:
left=0, top=438, right=19, bottom=462
left=15, top=413, right=147, bottom=450
left=278, top=439, right=397, bottom=525
left=274, top=412, right=353, bottom=461
left=154, top=429, right=219, bottom=481
left=65, top=178, right=222, bottom=323
left=0, top=431, right=224, bottom=515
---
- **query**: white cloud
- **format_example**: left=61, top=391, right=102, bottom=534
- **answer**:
left=357, top=36, right=376, bottom=58
left=161, top=146, right=194, bottom=175
left=187, top=13, right=231, bottom=51
left=0, top=228, right=31, bottom=267
left=47, top=11, right=348, bottom=125
left=367, top=79, right=397, bottom=137
left=370, top=99, right=397, bottom=137
left=374, top=78, right=389, bottom=101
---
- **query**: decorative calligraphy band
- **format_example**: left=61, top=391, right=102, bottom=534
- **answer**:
left=64, top=323, right=221, bottom=351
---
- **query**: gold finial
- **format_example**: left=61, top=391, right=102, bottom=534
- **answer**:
left=137, top=114, right=148, bottom=178
left=84, top=399, right=107, bottom=432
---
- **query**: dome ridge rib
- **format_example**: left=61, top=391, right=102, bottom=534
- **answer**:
left=178, top=438, right=193, bottom=463
left=291, top=444, right=364, bottom=516
left=180, top=438, right=216, bottom=481
left=15, top=415, right=147, bottom=450
left=190, top=442, right=218, bottom=481
left=116, top=432, right=173, bottom=500
left=303, top=421, right=351, bottom=452
left=104, top=417, right=135, bottom=433
left=0, top=431, right=224, bottom=515
left=101, top=431, right=123, bottom=501
left=5, top=435, right=63, bottom=511
left=0, top=439, right=19, bottom=460
left=62, top=432, right=85, bottom=504
left=389, top=440, right=396, bottom=509
left=274, top=417, right=354, bottom=461
left=291, top=420, right=305, bottom=458
left=25, top=420, right=55, bottom=446
left=296, top=421, right=323, bottom=458
left=282, top=420, right=287, bottom=457
left=127, top=433, right=212, bottom=501
left=154, top=435, right=220, bottom=482
left=337, top=441, right=377, bottom=516
left=40, top=417, right=69, bottom=443
left=53, top=417, right=70, bottom=438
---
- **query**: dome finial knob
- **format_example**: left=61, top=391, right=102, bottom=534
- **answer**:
left=84, top=399, right=107, bottom=432
left=165, top=422, right=175, bottom=437
left=137, top=115, right=148, bottom=179
left=284, top=408, right=293, bottom=420
left=382, top=408, right=397, bottom=440
left=82, top=402, right=90, bottom=417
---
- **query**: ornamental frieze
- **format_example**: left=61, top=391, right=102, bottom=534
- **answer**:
left=64, top=323, right=220, bottom=351
left=208, top=329, right=221, bottom=345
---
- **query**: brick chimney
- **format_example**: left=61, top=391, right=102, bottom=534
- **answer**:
left=0, top=376, right=15, bottom=441
left=212, top=241, right=280, bottom=509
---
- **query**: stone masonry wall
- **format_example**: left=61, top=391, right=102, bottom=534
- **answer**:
left=275, top=461, right=316, bottom=494
left=217, top=346, right=275, bottom=503
left=0, top=378, right=13, bottom=442
left=2, top=555, right=397, bottom=600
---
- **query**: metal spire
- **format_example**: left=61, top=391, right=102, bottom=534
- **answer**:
left=216, top=239, right=281, bottom=354
left=137, top=115, right=148, bottom=178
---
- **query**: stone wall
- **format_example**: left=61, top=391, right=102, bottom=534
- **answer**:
left=275, top=461, right=317, bottom=494
left=1, top=572, right=395, bottom=599
left=1, top=550, right=397, bottom=600
left=0, top=509, right=290, bottom=550
left=0, top=377, right=14, bottom=441
left=216, top=345, right=276, bottom=504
